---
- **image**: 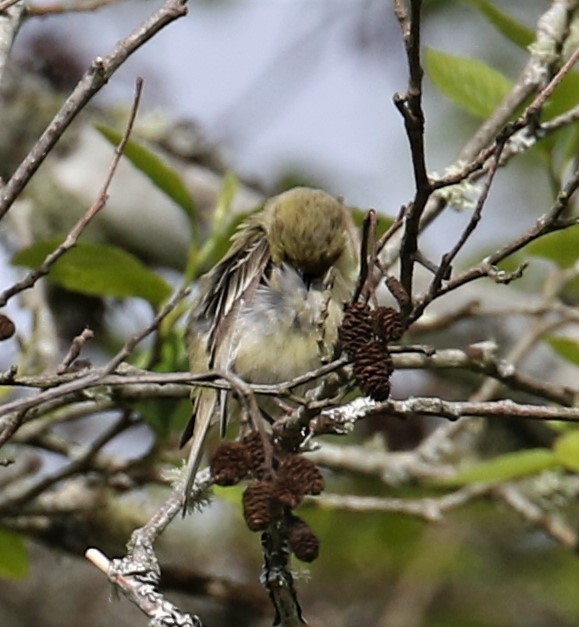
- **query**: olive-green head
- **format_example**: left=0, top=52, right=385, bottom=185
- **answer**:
left=265, top=187, right=350, bottom=280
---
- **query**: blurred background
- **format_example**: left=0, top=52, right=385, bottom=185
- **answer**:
left=8, top=0, right=554, bottom=252
left=2, top=1, right=578, bottom=626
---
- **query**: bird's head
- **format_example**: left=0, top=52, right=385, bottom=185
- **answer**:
left=266, top=187, right=350, bottom=281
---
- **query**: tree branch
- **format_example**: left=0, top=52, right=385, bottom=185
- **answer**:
left=0, top=0, right=188, bottom=221
left=0, top=77, right=144, bottom=306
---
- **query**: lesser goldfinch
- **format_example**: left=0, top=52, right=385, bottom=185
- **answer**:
left=181, top=187, right=358, bottom=501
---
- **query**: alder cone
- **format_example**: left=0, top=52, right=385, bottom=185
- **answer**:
left=273, top=479, right=303, bottom=509
left=338, top=302, right=373, bottom=357
left=242, top=481, right=278, bottom=531
left=373, top=306, right=406, bottom=344
left=241, top=431, right=269, bottom=475
left=209, top=441, right=251, bottom=486
left=287, top=516, right=320, bottom=562
left=0, top=314, right=15, bottom=341
left=352, top=340, right=393, bottom=401
left=277, top=454, right=325, bottom=495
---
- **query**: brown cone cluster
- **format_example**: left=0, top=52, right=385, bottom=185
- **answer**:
left=339, top=299, right=406, bottom=401
left=209, top=433, right=324, bottom=561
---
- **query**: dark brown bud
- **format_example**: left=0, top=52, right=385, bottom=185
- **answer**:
left=242, top=481, right=278, bottom=531
left=287, top=516, right=320, bottom=562
left=385, top=275, right=410, bottom=309
left=0, top=314, right=15, bottom=341
left=352, top=341, right=393, bottom=401
left=209, top=441, right=252, bottom=486
left=339, top=302, right=373, bottom=357
left=373, top=306, right=406, bottom=344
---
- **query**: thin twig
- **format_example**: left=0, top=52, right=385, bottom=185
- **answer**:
left=102, top=285, right=191, bottom=374
left=0, top=0, right=24, bottom=85
left=0, top=77, right=145, bottom=306
left=86, top=471, right=212, bottom=626
left=28, top=0, right=128, bottom=16
left=353, top=210, right=376, bottom=303
left=0, top=0, right=188, bottom=220
left=495, top=483, right=577, bottom=549
left=457, top=0, right=577, bottom=162
left=433, top=43, right=579, bottom=192
left=57, top=328, right=94, bottom=374
left=431, top=163, right=579, bottom=302
left=379, top=0, right=579, bottom=279
left=311, top=483, right=492, bottom=522
left=394, top=0, right=430, bottom=315
left=0, top=413, right=133, bottom=512
left=410, top=132, right=508, bottom=323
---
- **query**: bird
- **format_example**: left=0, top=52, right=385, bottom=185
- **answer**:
left=180, top=186, right=358, bottom=504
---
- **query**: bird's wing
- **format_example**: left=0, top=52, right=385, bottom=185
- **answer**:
left=182, top=218, right=271, bottom=505
left=197, top=218, right=271, bottom=367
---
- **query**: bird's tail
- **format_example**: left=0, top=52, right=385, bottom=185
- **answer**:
left=182, top=390, right=217, bottom=514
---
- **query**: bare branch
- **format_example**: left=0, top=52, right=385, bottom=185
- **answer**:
left=432, top=162, right=579, bottom=301
left=0, top=0, right=188, bottom=220
left=380, top=0, right=579, bottom=276
left=86, top=547, right=204, bottom=627
left=393, top=0, right=431, bottom=315
left=86, top=472, right=212, bottom=625
left=410, top=136, right=507, bottom=323
left=311, top=484, right=492, bottom=522
left=57, top=327, right=94, bottom=374
left=458, top=0, right=579, bottom=161
left=28, top=0, right=129, bottom=16
left=318, top=395, right=579, bottom=429
left=0, top=0, right=24, bottom=84
left=496, top=483, right=577, bottom=549
left=0, top=77, right=144, bottom=306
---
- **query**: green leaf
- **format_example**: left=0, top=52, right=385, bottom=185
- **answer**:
left=465, top=0, right=534, bottom=49
left=95, top=124, right=197, bottom=223
left=545, top=336, right=579, bottom=367
left=425, top=48, right=513, bottom=119
left=213, top=172, right=240, bottom=231
left=0, top=529, right=29, bottom=579
left=13, top=240, right=172, bottom=307
left=194, top=208, right=258, bottom=275
left=554, top=431, right=579, bottom=471
left=562, top=121, right=579, bottom=162
left=525, top=228, right=579, bottom=269
left=433, top=449, right=559, bottom=486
